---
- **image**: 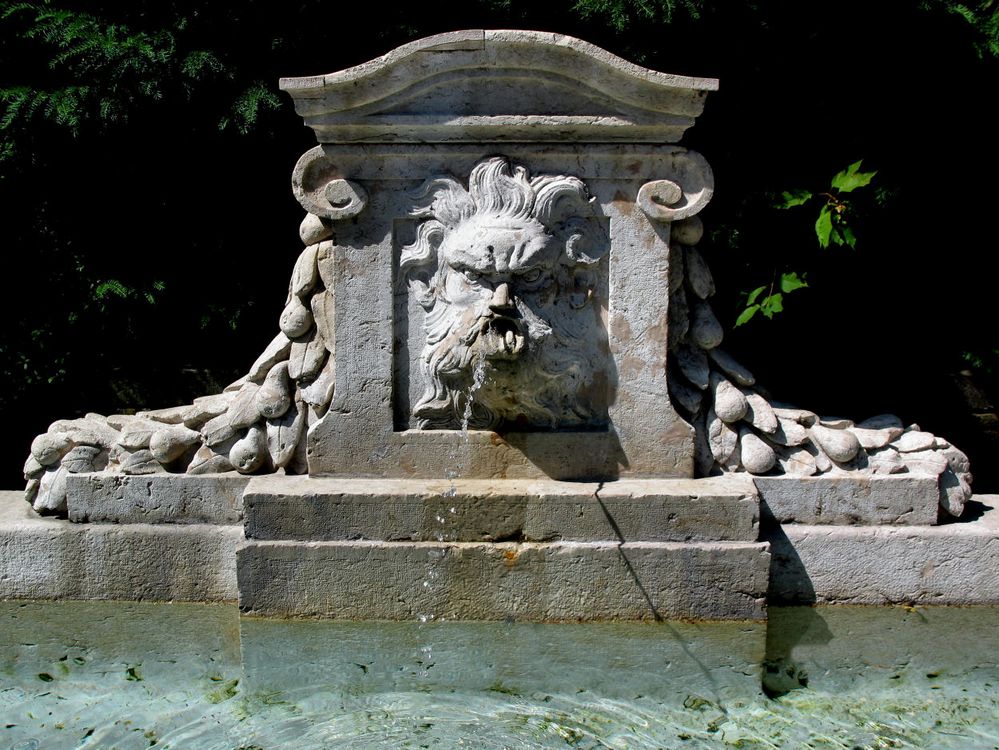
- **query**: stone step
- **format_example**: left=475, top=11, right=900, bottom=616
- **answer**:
left=242, top=475, right=760, bottom=543
left=0, top=491, right=239, bottom=602
left=767, top=497, right=999, bottom=606
left=237, top=538, right=770, bottom=621
left=67, top=473, right=248, bottom=525
left=754, top=474, right=940, bottom=526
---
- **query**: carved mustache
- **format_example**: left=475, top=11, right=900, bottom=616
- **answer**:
left=451, top=298, right=552, bottom=357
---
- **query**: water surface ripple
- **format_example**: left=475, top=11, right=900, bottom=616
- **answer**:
left=2, top=602, right=998, bottom=749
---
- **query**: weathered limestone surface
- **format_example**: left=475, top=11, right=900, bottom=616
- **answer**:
left=755, top=475, right=939, bottom=525
left=767, top=497, right=999, bottom=605
left=237, top=538, right=770, bottom=621
left=0, top=491, right=239, bottom=602
left=67, top=473, right=248, bottom=525
left=243, top=475, right=759, bottom=543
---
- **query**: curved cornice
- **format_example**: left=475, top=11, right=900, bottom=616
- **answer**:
left=280, top=30, right=718, bottom=144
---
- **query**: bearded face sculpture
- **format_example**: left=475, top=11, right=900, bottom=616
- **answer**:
left=401, top=156, right=610, bottom=431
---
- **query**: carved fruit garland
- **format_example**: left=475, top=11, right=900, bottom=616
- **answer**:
left=661, top=210, right=973, bottom=518
left=24, top=210, right=341, bottom=516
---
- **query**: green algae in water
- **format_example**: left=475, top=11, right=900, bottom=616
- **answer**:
left=206, top=679, right=240, bottom=704
left=1, top=602, right=998, bottom=748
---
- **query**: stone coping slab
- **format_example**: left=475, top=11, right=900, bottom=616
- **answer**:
left=0, top=491, right=239, bottom=602
left=237, top=537, right=770, bottom=621
left=754, top=474, right=940, bottom=526
left=67, top=473, right=249, bottom=525
left=767, top=496, right=999, bottom=605
left=243, top=474, right=759, bottom=543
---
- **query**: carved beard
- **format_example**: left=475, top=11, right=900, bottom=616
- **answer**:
left=413, top=275, right=604, bottom=431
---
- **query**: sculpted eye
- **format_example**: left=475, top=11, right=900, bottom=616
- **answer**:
left=517, top=268, right=542, bottom=283
left=462, top=269, right=482, bottom=283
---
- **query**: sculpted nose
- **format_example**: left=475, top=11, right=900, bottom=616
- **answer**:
left=489, top=282, right=514, bottom=313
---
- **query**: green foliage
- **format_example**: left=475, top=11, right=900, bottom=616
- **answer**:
left=0, top=1, right=279, bottom=140
left=572, top=0, right=703, bottom=30
left=224, top=81, right=282, bottom=134
left=0, top=2, right=181, bottom=134
left=92, top=278, right=165, bottom=308
left=735, top=162, right=874, bottom=327
left=776, top=160, right=876, bottom=249
left=830, top=160, right=877, bottom=193
left=735, top=160, right=877, bottom=327
left=734, top=272, right=808, bottom=327
left=930, top=0, right=999, bottom=58
left=962, top=347, right=999, bottom=375
left=778, top=189, right=811, bottom=208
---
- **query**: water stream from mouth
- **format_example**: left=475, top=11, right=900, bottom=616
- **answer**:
left=460, top=356, right=488, bottom=439
left=415, top=356, right=487, bottom=628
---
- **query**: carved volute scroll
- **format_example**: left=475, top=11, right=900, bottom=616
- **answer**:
left=638, top=150, right=715, bottom=222
left=292, top=146, right=368, bottom=221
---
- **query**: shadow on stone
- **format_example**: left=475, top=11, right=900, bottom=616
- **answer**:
left=941, top=498, right=993, bottom=525
left=595, top=482, right=661, bottom=621
left=503, top=426, right=628, bottom=481
left=765, top=520, right=817, bottom=606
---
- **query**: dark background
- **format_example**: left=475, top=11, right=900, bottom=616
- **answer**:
left=2, top=1, right=996, bottom=489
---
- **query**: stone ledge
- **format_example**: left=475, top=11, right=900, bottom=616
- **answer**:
left=767, top=496, right=999, bottom=605
left=67, top=473, right=248, bottom=525
left=243, top=474, right=759, bottom=543
left=0, top=491, right=239, bottom=602
left=237, top=537, right=770, bottom=621
left=755, top=474, right=939, bottom=526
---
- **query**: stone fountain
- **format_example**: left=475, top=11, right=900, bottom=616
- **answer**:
left=3, top=31, right=995, bottom=619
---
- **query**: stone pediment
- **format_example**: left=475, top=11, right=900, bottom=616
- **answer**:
left=280, top=30, right=718, bottom=143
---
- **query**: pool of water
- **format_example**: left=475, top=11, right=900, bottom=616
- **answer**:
left=1, top=602, right=998, bottom=749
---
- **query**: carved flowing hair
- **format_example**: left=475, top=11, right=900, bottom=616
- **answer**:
left=401, top=156, right=602, bottom=303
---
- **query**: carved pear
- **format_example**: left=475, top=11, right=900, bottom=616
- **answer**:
left=707, top=407, right=738, bottom=463
left=229, top=424, right=267, bottom=474
left=279, top=296, right=314, bottom=339
left=710, top=373, right=748, bottom=424
left=266, top=398, right=305, bottom=468
left=742, top=392, right=778, bottom=434
left=809, top=424, right=860, bottom=464
left=739, top=427, right=776, bottom=474
left=255, top=362, right=292, bottom=419
left=30, top=432, right=74, bottom=467
left=149, top=425, right=201, bottom=464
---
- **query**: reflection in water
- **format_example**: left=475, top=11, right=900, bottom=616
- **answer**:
left=1, top=602, right=998, bottom=748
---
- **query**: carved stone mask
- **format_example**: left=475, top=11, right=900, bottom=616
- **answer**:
left=402, top=156, right=609, bottom=431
